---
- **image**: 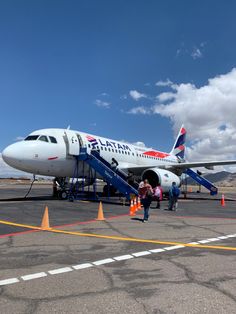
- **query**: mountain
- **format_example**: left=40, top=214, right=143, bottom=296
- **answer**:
left=184, top=171, right=236, bottom=187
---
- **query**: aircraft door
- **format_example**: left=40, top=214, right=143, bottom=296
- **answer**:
left=64, top=130, right=80, bottom=156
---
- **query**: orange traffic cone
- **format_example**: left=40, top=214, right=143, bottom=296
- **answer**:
left=133, top=198, right=137, bottom=212
left=137, top=197, right=141, bottom=210
left=221, top=194, right=225, bottom=207
left=96, top=201, right=105, bottom=221
left=129, top=199, right=135, bottom=216
left=41, top=206, right=51, bottom=230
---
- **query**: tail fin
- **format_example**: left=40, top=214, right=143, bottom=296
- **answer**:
left=170, top=125, right=186, bottom=159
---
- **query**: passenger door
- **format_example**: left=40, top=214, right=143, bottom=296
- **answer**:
left=64, top=130, right=80, bottom=156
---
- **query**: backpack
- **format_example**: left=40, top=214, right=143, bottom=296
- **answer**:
left=146, top=188, right=153, bottom=199
left=172, top=186, right=180, bottom=197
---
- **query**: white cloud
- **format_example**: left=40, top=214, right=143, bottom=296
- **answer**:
left=176, top=42, right=205, bottom=60
left=155, top=79, right=173, bottom=87
left=191, top=47, right=203, bottom=60
left=120, top=140, right=147, bottom=148
left=152, top=68, right=236, bottom=162
left=156, top=92, right=176, bottom=102
left=120, top=94, right=128, bottom=100
left=132, top=141, right=146, bottom=147
left=129, top=90, right=147, bottom=101
left=128, top=106, right=150, bottom=115
left=15, top=136, right=24, bottom=141
left=0, top=153, right=30, bottom=178
left=94, top=99, right=111, bottom=108
left=127, top=68, right=236, bottom=166
left=100, top=92, right=109, bottom=96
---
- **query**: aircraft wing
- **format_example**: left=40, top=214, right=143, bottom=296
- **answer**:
left=120, top=160, right=236, bottom=176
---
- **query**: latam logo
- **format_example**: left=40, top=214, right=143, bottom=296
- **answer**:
left=86, top=135, right=131, bottom=151
left=86, top=135, right=99, bottom=149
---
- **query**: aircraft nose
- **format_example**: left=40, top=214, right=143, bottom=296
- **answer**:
left=2, top=143, right=21, bottom=168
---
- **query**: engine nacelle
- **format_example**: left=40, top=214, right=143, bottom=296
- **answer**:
left=141, top=168, right=181, bottom=192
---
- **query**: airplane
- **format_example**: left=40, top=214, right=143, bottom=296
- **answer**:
left=2, top=125, right=236, bottom=198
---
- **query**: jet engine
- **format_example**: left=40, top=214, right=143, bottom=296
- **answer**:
left=141, top=168, right=181, bottom=192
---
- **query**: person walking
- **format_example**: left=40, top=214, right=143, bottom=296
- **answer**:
left=110, top=157, right=118, bottom=171
left=168, top=182, right=180, bottom=211
left=138, top=179, right=153, bottom=222
left=153, top=184, right=163, bottom=209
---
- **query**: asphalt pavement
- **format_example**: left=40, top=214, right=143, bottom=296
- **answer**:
left=0, top=184, right=236, bottom=314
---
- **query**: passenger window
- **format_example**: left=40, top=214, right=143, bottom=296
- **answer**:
left=49, top=136, right=57, bottom=143
left=105, top=147, right=107, bottom=151
left=38, top=135, right=48, bottom=142
left=101, top=147, right=103, bottom=150
left=24, top=135, right=39, bottom=141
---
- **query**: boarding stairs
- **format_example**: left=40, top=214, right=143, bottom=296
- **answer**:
left=184, top=168, right=218, bottom=195
left=76, top=147, right=138, bottom=199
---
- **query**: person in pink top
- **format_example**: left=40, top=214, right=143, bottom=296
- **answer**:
left=153, top=184, right=163, bottom=209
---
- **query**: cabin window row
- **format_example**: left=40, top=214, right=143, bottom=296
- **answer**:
left=87, top=143, right=173, bottom=162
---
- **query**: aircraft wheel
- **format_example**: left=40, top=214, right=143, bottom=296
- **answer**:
left=103, top=185, right=109, bottom=196
left=58, top=190, right=68, bottom=200
left=68, top=195, right=74, bottom=202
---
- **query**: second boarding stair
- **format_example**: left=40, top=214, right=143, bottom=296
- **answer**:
left=184, top=168, right=218, bottom=195
left=77, top=147, right=138, bottom=199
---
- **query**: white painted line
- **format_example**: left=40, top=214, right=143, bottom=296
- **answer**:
left=226, top=234, right=236, bottom=238
left=198, top=240, right=211, bottom=244
left=48, top=267, right=73, bottom=275
left=207, top=238, right=220, bottom=242
left=132, top=251, right=151, bottom=257
left=93, top=258, right=115, bottom=266
left=113, top=254, right=134, bottom=261
left=164, top=245, right=185, bottom=250
left=0, top=232, right=235, bottom=287
left=149, top=248, right=166, bottom=253
left=0, top=278, right=19, bottom=286
left=21, top=272, right=47, bottom=281
left=217, top=236, right=229, bottom=239
left=72, top=263, right=93, bottom=270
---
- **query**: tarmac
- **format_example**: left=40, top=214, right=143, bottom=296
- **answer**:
left=0, top=183, right=236, bottom=314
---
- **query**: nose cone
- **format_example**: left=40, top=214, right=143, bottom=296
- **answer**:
left=2, top=143, right=23, bottom=169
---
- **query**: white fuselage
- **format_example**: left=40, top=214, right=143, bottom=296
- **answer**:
left=2, top=128, right=178, bottom=178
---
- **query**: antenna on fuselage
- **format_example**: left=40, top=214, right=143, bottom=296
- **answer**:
left=67, top=125, right=71, bottom=130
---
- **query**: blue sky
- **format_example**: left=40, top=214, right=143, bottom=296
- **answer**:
left=1, top=0, right=236, bottom=163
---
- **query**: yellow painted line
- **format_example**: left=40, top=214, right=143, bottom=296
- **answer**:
left=47, top=228, right=236, bottom=251
left=0, top=219, right=236, bottom=251
left=0, top=219, right=41, bottom=230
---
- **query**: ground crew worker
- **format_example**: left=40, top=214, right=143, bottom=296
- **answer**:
left=168, top=182, right=180, bottom=211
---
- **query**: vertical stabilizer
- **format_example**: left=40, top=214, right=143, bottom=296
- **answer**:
left=170, top=125, right=186, bottom=159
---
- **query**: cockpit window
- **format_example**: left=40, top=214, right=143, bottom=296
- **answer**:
left=49, top=136, right=57, bottom=143
left=24, top=135, right=39, bottom=141
left=38, top=135, right=49, bottom=142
